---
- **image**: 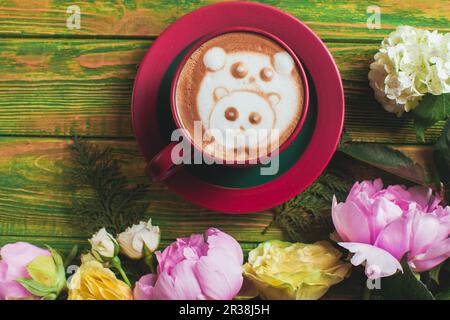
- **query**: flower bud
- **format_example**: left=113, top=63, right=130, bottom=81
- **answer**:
left=117, top=219, right=160, bottom=260
left=17, top=248, right=67, bottom=300
left=89, top=228, right=118, bottom=262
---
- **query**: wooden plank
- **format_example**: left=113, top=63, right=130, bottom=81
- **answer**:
left=0, top=137, right=436, bottom=246
left=0, top=235, right=261, bottom=256
left=0, top=39, right=445, bottom=143
left=0, top=38, right=149, bottom=137
left=0, top=0, right=448, bottom=40
left=0, top=137, right=285, bottom=244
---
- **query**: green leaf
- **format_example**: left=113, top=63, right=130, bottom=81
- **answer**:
left=340, top=143, right=413, bottom=167
left=46, top=247, right=67, bottom=294
left=272, top=168, right=353, bottom=243
left=436, top=287, right=450, bottom=300
left=338, top=142, right=434, bottom=187
left=63, top=245, right=79, bottom=268
left=443, top=259, right=450, bottom=272
left=412, top=93, right=450, bottom=142
left=434, top=119, right=450, bottom=202
left=429, top=264, right=442, bottom=285
left=16, top=278, right=57, bottom=300
left=381, top=259, right=435, bottom=300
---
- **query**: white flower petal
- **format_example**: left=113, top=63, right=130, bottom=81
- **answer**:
left=368, top=26, right=450, bottom=115
left=338, top=242, right=403, bottom=279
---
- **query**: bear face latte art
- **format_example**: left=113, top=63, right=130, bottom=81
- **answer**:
left=175, top=32, right=304, bottom=163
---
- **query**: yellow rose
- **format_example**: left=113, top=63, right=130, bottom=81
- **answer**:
left=243, top=240, right=351, bottom=300
left=68, top=261, right=132, bottom=300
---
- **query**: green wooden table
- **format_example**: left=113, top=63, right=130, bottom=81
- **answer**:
left=0, top=0, right=448, bottom=254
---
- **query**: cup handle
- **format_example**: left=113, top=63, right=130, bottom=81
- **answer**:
left=146, top=142, right=183, bottom=182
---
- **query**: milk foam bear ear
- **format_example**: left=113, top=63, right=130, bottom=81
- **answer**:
left=203, top=47, right=227, bottom=71
left=213, top=87, right=229, bottom=102
left=273, top=52, right=294, bottom=75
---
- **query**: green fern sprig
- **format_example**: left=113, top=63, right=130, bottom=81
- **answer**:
left=70, top=137, right=149, bottom=235
left=273, top=169, right=353, bottom=243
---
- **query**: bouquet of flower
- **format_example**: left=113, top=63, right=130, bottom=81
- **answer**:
left=1, top=25, right=449, bottom=299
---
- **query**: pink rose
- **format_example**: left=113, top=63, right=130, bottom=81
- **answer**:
left=134, top=228, right=243, bottom=300
left=332, top=179, right=450, bottom=279
left=0, top=242, right=50, bottom=299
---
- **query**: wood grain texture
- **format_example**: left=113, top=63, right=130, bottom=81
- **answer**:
left=0, top=137, right=284, bottom=244
left=0, top=0, right=448, bottom=40
left=0, top=1, right=448, bottom=255
left=0, top=137, right=435, bottom=250
left=0, top=39, right=445, bottom=143
left=0, top=235, right=261, bottom=256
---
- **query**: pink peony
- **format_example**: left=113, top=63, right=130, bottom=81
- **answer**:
left=0, top=242, right=51, bottom=299
left=134, top=228, right=243, bottom=300
left=332, top=179, right=450, bottom=279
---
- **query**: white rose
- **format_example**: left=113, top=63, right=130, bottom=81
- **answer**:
left=117, top=219, right=160, bottom=259
left=368, top=26, right=450, bottom=116
left=88, top=228, right=118, bottom=261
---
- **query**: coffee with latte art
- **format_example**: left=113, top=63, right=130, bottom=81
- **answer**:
left=175, top=32, right=304, bottom=162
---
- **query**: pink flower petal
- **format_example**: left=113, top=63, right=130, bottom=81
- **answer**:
left=374, top=216, right=411, bottom=260
left=407, top=186, right=441, bottom=212
left=409, top=212, right=449, bottom=257
left=156, top=239, right=189, bottom=274
left=205, top=228, right=243, bottom=265
left=339, top=242, right=402, bottom=279
left=194, top=248, right=243, bottom=300
left=332, top=197, right=372, bottom=244
left=0, top=242, right=50, bottom=271
left=133, top=274, right=157, bottom=300
left=348, top=179, right=383, bottom=202
left=0, top=280, right=34, bottom=300
left=0, top=242, right=50, bottom=300
left=370, top=197, right=403, bottom=241
left=154, top=260, right=203, bottom=300
left=409, top=238, right=450, bottom=272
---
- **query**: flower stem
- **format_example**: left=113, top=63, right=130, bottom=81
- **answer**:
left=144, top=253, right=156, bottom=274
left=111, top=256, right=131, bottom=287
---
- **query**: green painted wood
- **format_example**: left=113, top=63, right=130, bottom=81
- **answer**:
left=0, top=137, right=285, bottom=244
left=0, top=38, right=149, bottom=137
left=0, top=235, right=261, bottom=256
left=0, top=0, right=448, bottom=254
left=0, top=0, right=448, bottom=40
left=0, top=39, right=445, bottom=143
left=0, top=137, right=434, bottom=249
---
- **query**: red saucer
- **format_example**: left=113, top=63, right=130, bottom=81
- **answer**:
left=132, top=2, right=344, bottom=213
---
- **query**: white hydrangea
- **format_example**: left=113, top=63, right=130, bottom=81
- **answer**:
left=368, top=26, right=450, bottom=116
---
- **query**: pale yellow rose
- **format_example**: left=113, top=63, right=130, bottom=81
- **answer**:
left=243, top=240, right=351, bottom=300
left=88, top=228, right=118, bottom=262
left=117, top=219, right=160, bottom=259
left=68, top=261, right=132, bottom=300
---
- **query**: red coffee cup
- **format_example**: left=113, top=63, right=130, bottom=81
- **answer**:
left=147, top=27, right=309, bottom=182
